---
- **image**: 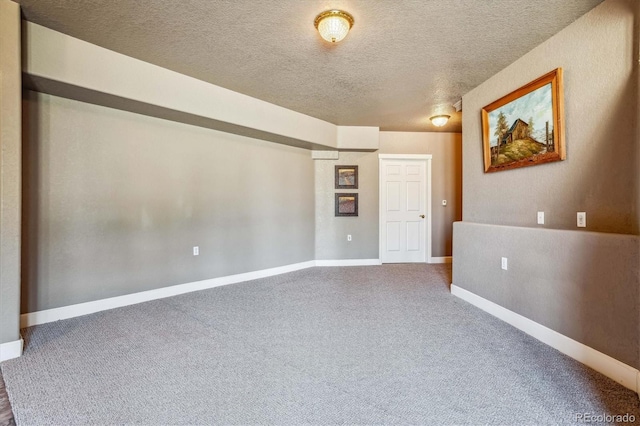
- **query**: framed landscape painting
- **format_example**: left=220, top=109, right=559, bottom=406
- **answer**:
left=335, top=193, right=358, bottom=217
left=335, top=165, right=358, bottom=189
left=481, top=68, right=565, bottom=172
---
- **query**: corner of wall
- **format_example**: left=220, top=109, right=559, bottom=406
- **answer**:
left=0, top=0, right=22, bottom=346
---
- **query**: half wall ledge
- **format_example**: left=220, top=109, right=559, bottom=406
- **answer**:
left=452, top=221, right=639, bottom=370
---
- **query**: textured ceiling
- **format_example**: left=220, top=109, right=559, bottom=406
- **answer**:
left=16, top=0, right=603, bottom=132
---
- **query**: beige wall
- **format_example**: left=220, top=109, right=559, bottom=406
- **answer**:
left=314, top=132, right=462, bottom=260
left=379, top=132, right=462, bottom=257
left=23, top=22, right=339, bottom=150
left=0, top=0, right=21, bottom=345
left=637, top=0, right=640, bottom=372
left=454, top=0, right=639, bottom=369
left=314, top=152, right=379, bottom=260
left=22, top=91, right=316, bottom=313
left=454, top=222, right=639, bottom=369
left=462, top=0, right=637, bottom=234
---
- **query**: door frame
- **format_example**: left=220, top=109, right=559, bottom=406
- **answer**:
left=378, top=154, right=433, bottom=263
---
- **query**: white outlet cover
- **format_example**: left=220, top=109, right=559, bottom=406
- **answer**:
left=577, top=212, right=586, bottom=227
left=442, top=200, right=447, bottom=206
left=537, top=211, right=544, bottom=225
left=501, top=257, right=508, bottom=270
left=347, top=234, right=352, bottom=241
left=193, top=246, right=199, bottom=256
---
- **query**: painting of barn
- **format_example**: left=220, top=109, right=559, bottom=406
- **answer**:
left=501, top=119, right=530, bottom=145
left=481, top=69, right=565, bottom=173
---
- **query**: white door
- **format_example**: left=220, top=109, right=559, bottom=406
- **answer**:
left=379, top=156, right=431, bottom=263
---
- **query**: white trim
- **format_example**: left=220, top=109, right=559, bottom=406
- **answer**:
left=429, top=256, right=452, bottom=264
left=379, top=159, right=384, bottom=262
left=20, top=260, right=388, bottom=328
left=315, top=259, right=382, bottom=267
left=0, top=337, right=23, bottom=362
left=378, top=154, right=433, bottom=160
left=426, top=159, right=433, bottom=262
left=451, top=284, right=639, bottom=393
left=378, top=155, right=432, bottom=264
left=21, top=261, right=316, bottom=328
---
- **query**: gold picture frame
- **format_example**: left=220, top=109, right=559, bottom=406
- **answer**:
left=481, top=68, right=565, bottom=173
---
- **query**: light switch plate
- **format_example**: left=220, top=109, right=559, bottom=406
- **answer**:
left=537, top=211, right=544, bottom=225
left=501, top=257, right=508, bottom=270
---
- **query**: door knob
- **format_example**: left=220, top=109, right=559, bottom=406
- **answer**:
left=419, top=215, right=425, bottom=218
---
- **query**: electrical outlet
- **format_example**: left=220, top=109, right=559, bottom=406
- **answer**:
left=442, top=200, right=447, bottom=206
left=193, top=246, right=199, bottom=256
left=537, top=211, right=545, bottom=225
left=577, top=212, right=586, bottom=228
left=501, top=257, right=508, bottom=270
left=347, top=234, right=352, bottom=242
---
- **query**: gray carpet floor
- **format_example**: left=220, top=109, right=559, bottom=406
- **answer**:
left=1, top=264, right=639, bottom=425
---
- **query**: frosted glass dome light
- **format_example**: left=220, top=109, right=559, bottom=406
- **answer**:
left=314, top=10, right=354, bottom=43
left=430, top=115, right=450, bottom=127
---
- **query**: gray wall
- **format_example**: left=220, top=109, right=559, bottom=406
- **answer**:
left=454, top=0, right=639, bottom=368
left=315, top=152, right=379, bottom=260
left=314, top=132, right=462, bottom=260
left=22, top=91, right=315, bottom=313
left=462, top=0, right=637, bottom=234
left=0, top=0, right=21, bottom=345
left=379, top=132, right=462, bottom=257
left=454, top=222, right=638, bottom=368
left=637, top=0, right=640, bottom=373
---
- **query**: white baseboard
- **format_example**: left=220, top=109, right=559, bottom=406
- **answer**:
left=451, top=284, right=639, bottom=393
left=21, top=260, right=316, bottom=328
left=315, top=259, right=382, bottom=266
left=21, top=259, right=384, bottom=328
left=429, top=256, right=452, bottom=264
left=0, top=337, right=23, bottom=362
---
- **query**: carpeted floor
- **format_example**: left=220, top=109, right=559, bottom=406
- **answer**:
left=1, top=264, right=638, bottom=425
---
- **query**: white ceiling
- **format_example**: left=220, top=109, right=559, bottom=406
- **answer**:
left=16, top=0, right=603, bottom=132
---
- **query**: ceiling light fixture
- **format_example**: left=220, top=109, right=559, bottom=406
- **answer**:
left=314, top=10, right=354, bottom=43
left=430, top=115, right=450, bottom=127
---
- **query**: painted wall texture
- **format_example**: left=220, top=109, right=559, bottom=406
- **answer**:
left=314, top=152, right=379, bottom=260
left=22, top=92, right=315, bottom=313
left=0, top=0, right=22, bottom=345
left=637, top=0, right=640, bottom=373
left=379, top=132, right=462, bottom=257
left=454, top=0, right=639, bottom=368
left=454, top=222, right=639, bottom=369
left=462, top=0, right=637, bottom=234
left=314, top=132, right=462, bottom=260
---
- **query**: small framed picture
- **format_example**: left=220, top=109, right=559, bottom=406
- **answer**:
left=335, top=193, right=358, bottom=217
left=335, top=166, right=358, bottom=189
